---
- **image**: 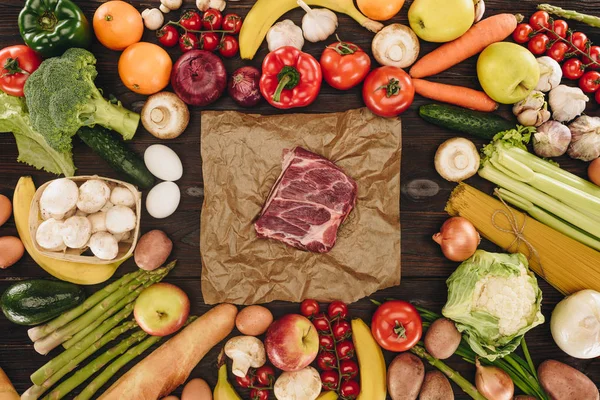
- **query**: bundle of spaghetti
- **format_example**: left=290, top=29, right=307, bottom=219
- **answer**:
left=446, top=183, right=600, bottom=295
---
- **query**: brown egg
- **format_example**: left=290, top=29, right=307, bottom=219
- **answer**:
left=181, top=378, right=212, bottom=400
left=162, top=396, right=179, bottom=400
left=0, top=195, right=12, bottom=227
left=235, top=305, right=273, bottom=336
left=0, top=236, right=24, bottom=269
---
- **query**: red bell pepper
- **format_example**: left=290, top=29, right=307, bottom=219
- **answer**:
left=259, top=46, right=322, bottom=109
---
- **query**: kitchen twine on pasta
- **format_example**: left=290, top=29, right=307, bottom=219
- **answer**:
left=491, top=189, right=546, bottom=279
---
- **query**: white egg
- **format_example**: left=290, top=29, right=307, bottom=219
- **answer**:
left=144, top=144, right=183, bottom=182
left=146, top=182, right=180, bottom=219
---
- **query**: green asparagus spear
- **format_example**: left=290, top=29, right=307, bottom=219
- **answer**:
left=537, top=4, right=600, bottom=28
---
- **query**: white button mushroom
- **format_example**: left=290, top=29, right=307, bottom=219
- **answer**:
left=77, top=180, right=111, bottom=214
left=62, top=216, right=92, bottom=249
left=141, top=8, right=164, bottom=31
left=372, top=24, right=420, bottom=69
left=87, top=212, right=107, bottom=234
left=40, top=179, right=79, bottom=218
left=224, top=336, right=267, bottom=378
left=160, top=0, right=182, bottom=13
left=105, top=205, right=137, bottom=235
left=89, top=232, right=119, bottom=260
left=113, top=230, right=131, bottom=242
left=100, top=201, right=114, bottom=213
left=141, top=92, right=190, bottom=140
left=36, top=219, right=67, bottom=252
left=196, top=0, right=226, bottom=12
left=110, top=186, right=136, bottom=208
left=434, top=137, right=480, bottom=182
left=274, top=367, right=322, bottom=400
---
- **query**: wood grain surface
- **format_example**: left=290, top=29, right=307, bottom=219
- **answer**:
left=0, top=0, right=598, bottom=398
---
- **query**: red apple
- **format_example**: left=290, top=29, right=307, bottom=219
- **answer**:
left=134, top=282, right=190, bottom=336
left=265, top=314, right=319, bottom=372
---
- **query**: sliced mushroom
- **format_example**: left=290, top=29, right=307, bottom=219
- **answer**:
left=435, top=137, right=480, bottom=182
left=224, top=336, right=267, bottom=378
left=62, top=216, right=92, bottom=249
left=39, top=179, right=79, bottom=217
left=105, top=205, right=137, bottom=234
left=77, top=180, right=111, bottom=214
left=87, top=212, right=107, bottom=234
left=36, top=219, right=66, bottom=251
left=89, top=232, right=119, bottom=260
left=110, top=186, right=136, bottom=208
left=141, top=92, right=190, bottom=140
left=372, top=24, right=420, bottom=69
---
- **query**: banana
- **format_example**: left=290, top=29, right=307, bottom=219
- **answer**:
left=239, top=0, right=384, bottom=59
left=13, top=177, right=124, bottom=285
left=316, top=391, right=339, bottom=400
left=213, top=364, right=242, bottom=400
left=351, top=318, right=387, bottom=400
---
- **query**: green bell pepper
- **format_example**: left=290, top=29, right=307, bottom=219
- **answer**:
left=18, top=0, right=92, bottom=58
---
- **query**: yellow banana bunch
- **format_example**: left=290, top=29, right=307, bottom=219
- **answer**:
left=351, top=318, right=387, bottom=400
left=213, top=364, right=242, bottom=400
left=239, top=0, right=384, bottom=59
left=13, top=177, right=124, bottom=285
left=316, top=391, right=338, bottom=400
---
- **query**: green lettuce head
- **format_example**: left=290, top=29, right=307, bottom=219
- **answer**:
left=442, top=250, right=544, bottom=361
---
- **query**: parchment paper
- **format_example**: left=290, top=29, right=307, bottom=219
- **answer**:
left=200, top=108, right=401, bottom=305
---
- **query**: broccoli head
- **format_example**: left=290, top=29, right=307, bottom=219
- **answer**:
left=23, top=48, right=140, bottom=152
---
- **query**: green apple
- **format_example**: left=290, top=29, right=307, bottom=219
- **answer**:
left=408, top=0, right=474, bottom=43
left=477, top=42, right=540, bottom=104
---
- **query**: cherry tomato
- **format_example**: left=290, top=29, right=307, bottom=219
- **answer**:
left=179, top=33, right=198, bottom=52
left=312, top=313, right=330, bottom=331
left=371, top=300, right=422, bottom=352
left=549, top=19, right=569, bottom=40
left=317, top=351, right=337, bottom=370
left=236, top=373, right=254, bottom=388
left=157, top=25, right=179, bottom=48
left=300, top=299, right=320, bottom=317
left=570, top=32, right=589, bottom=52
left=203, top=9, right=223, bottom=30
left=547, top=41, right=569, bottom=63
left=583, top=45, right=600, bottom=70
left=223, top=13, right=243, bottom=34
left=0, top=45, right=42, bottom=97
left=321, top=370, right=340, bottom=391
left=563, top=58, right=585, bottom=80
left=200, top=32, right=219, bottom=51
left=336, top=340, right=355, bottom=360
left=362, top=66, right=414, bottom=118
left=340, top=380, right=360, bottom=399
left=579, top=71, right=600, bottom=93
left=319, top=335, right=335, bottom=351
left=180, top=10, right=202, bottom=31
left=512, top=23, right=533, bottom=44
left=332, top=320, right=352, bottom=340
left=530, top=10, right=551, bottom=30
left=327, top=301, right=348, bottom=319
left=320, top=40, right=371, bottom=90
left=528, top=34, right=550, bottom=56
left=250, top=388, right=269, bottom=400
left=595, top=88, right=600, bottom=104
left=219, top=35, right=239, bottom=58
left=255, top=365, right=276, bottom=386
left=340, top=360, right=359, bottom=381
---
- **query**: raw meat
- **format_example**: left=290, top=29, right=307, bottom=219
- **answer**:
left=255, top=147, right=358, bottom=253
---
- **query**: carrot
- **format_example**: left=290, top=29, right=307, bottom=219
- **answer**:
left=410, top=14, right=518, bottom=79
left=413, top=79, right=498, bottom=112
left=0, top=367, right=20, bottom=400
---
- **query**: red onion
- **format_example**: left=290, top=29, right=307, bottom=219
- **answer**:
left=171, top=50, right=227, bottom=106
left=228, top=66, right=262, bottom=107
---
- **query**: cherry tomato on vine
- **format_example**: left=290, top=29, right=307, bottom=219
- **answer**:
left=300, top=299, right=320, bottom=317
left=223, top=13, right=243, bottom=34
left=319, top=334, right=335, bottom=351
left=336, top=340, right=355, bottom=360
left=200, top=32, right=219, bottom=51
left=327, top=301, right=348, bottom=319
left=340, top=380, right=361, bottom=399
left=320, top=370, right=340, bottom=391
left=219, top=35, right=239, bottom=58
left=549, top=19, right=569, bottom=40
left=0, top=45, right=42, bottom=97
left=250, top=388, right=269, bottom=400
left=583, top=45, right=600, bottom=70
left=579, top=71, right=600, bottom=93
left=317, top=351, right=337, bottom=370
left=362, top=66, right=414, bottom=118
left=340, top=360, right=359, bottom=380
left=512, top=23, right=533, bottom=44
left=157, top=25, right=179, bottom=48
left=570, top=32, right=589, bottom=53
left=563, top=58, right=585, bottom=80
left=371, top=300, right=422, bottom=352
left=180, top=10, right=202, bottom=31
left=332, top=320, right=352, bottom=340
left=528, top=34, right=550, bottom=56
left=312, top=313, right=330, bottom=331
left=530, top=10, right=551, bottom=30
left=236, top=373, right=255, bottom=388
left=179, top=33, right=198, bottom=52
left=547, top=41, right=569, bottom=63
left=255, top=365, right=276, bottom=386
left=202, top=9, right=223, bottom=30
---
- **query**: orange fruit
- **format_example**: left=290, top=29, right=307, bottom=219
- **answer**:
left=357, top=0, right=405, bottom=21
left=94, top=1, right=144, bottom=51
left=119, top=43, right=172, bottom=95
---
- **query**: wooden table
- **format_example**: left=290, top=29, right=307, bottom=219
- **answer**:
left=1, top=0, right=598, bottom=398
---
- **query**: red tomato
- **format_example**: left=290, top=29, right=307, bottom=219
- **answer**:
left=250, top=389, right=269, bottom=400
left=200, top=32, right=219, bottom=51
left=332, top=320, right=352, bottom=340
left=0, top=45, right=42, bottom=97
left=530, top=10, right=551, bottom=30
left=236, top=373, right=254, bottom=388
left=340, top=380, right=360, bottom=399
left=595, top=88, right=600, bottom=104
left=312, top=313, right=330, bottom=331
left=180, top=10, right=202, bottom=31
left=179, top=33, right=198, bottom=52
left=340, top=360, right=359, bottom=381
left=319, top=335, right=335, bottom=351
left=512, top=23, right=533, bottom=44
left=219, top=35, right=239, bottom=58
left=528, top=34, right=550, bottom=56
left=570, top=32, right=589, bottom=52
left=157, top=25, right=179, bottom=48
left=547, top=41, right=569, bottom=63
left=320, top=370, right=340, bottom=391
left=579, top=71, right=600, bottom=93
left=320, top=40, right=371, bottom=90
left=317, top=351, right=337, bottom=370
left=371, top=300, right=422, bottom=352
left=203, top=9, right=223, bottom=30
left=362, top=66, right=414, bottom=118
left=300, top=299, right=320, bottom=317
left=336, top=340, right=355, bottom=360
left=223, top=13, right=243, bottom=34
left=583, top=46, right=600, bottom=70
left=549, top=19, right=569, bottom=40
left=255, top=365, right=275, bottom=386
left=327, top=301, right=348, bottom=319
left=563, top=58, right=585, bottom=80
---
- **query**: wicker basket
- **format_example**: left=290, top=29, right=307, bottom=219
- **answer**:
left=29, top=176, right=142, bottom=265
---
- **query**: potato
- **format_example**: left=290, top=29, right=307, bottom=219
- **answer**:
left=134, top=230, right=173, bottom=271
left=0, top=236, right=24, bottom=269
left=424, top=318, right=461, bottom=360
left=236, top=305, right=273, bottom=336
left=419, top=370, right=453, bottom=400
left=0, top=194, right=12, bottom=227
left=181, top=378, right=212, bottom=400
left=538, top=360, right=599, bottom=400
left=388, top=353, right=425, bottom=400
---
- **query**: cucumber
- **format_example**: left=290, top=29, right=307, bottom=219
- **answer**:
left=419, top=104, right=516, bottom=140
left=1, top=280, right=86, bottom=325
left=77, top=126, right=155, bottom=189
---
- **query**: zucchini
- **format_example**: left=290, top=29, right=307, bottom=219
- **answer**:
left=419, top=104, right=516, bottom=140
left=77, top=126, right=155, bottom=189
left=1, top=280, right=86, bottom=325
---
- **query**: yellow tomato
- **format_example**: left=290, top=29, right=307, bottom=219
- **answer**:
left=357, top=0, right=405, bottom=21
left=118, top=42, right=172, bottom=95
left=94, top=1, right=144, bottom=51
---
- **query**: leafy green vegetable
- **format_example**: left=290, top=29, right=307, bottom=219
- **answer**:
left=0, top=90, right=75, bottom=176
left=442, top=250, right=544, bottom=361
left=23, top=48, right=139, bottom=152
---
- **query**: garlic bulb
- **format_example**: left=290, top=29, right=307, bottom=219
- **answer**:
left=533, top=120, right=571, bottom=158
left=474, top=0, right=486, bottom=23
left=548, top=85, right=589, bottom=123
left=535, top=56, right=562, bottom=92
left=567, top=115, right=600, bottom=161
left=266, top=20, right=304, bottom=52
left=298, top=0, right=338, bottom=43
left=196, top=0, right=226, bottom=12
left=141, top=8, right=164, bottom=31
left=512, top=90, right=550, bottom=127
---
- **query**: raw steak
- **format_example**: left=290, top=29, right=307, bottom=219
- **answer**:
left=255, top=147, right=358, bottom=253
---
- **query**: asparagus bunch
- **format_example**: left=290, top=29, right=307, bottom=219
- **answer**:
left=537, top=4, right=600, bottom=28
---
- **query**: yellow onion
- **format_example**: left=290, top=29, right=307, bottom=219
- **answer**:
left=475, top=359, right=514, bottom=400
left=432, top=217, right=480, bottom=262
